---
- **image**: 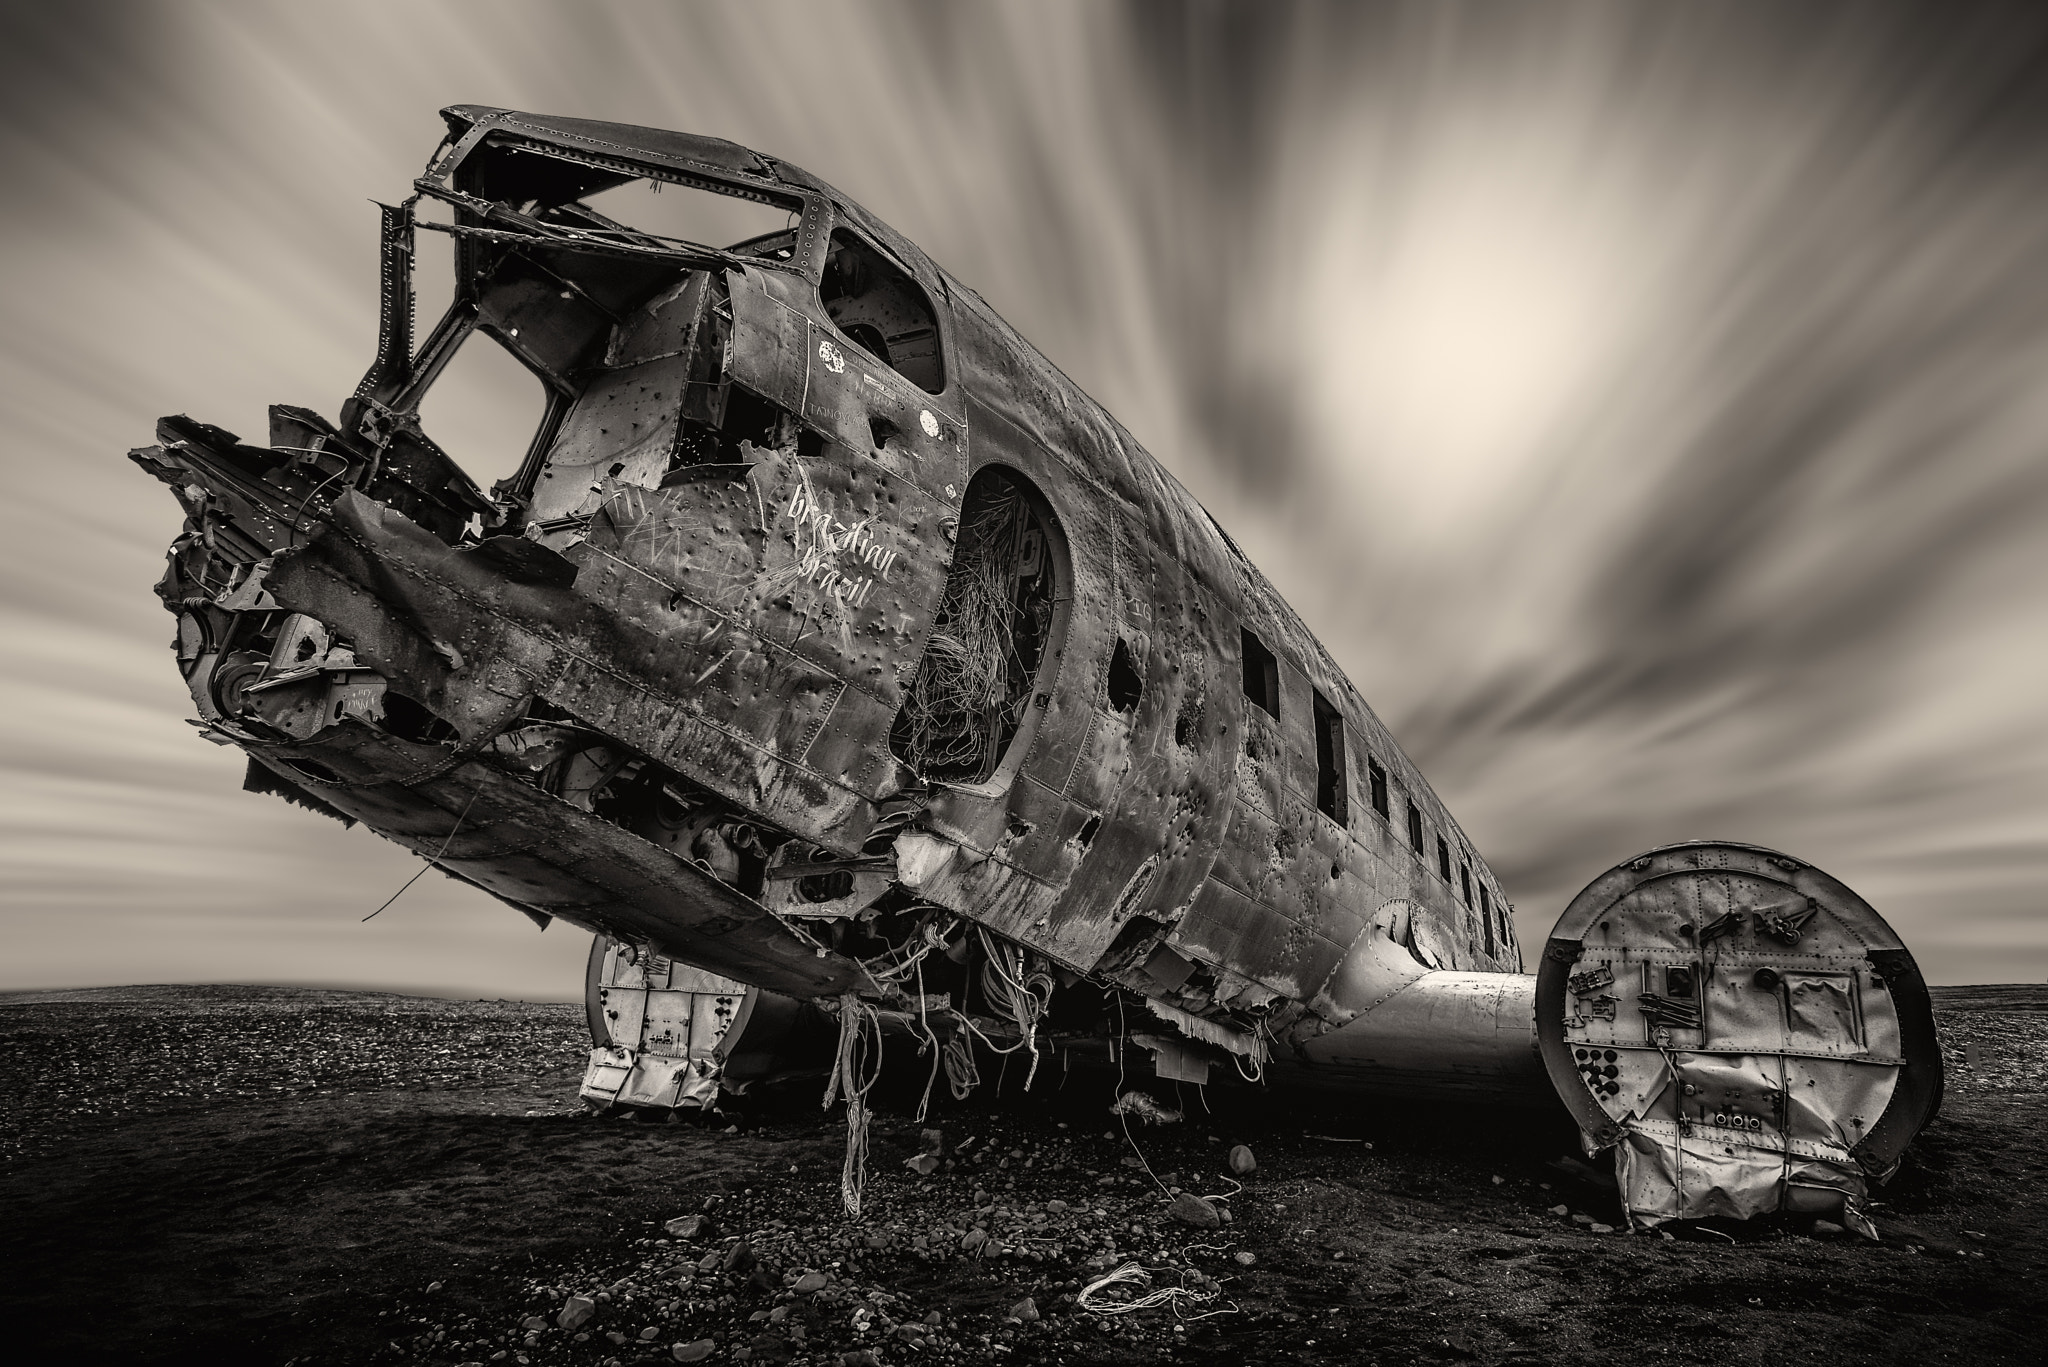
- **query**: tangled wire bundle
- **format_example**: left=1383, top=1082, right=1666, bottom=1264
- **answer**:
left=893, top=480, right=1033, bottom=780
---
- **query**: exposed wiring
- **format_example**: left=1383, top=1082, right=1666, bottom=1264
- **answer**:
left=820, top=992, right=884, bottom=1218
left=363, top=786, right=482, bottom=921
left=1113, top=995, right=1174, bottom=1199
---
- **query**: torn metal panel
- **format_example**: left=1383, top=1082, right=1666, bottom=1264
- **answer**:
left=1537, top=842, right=1942, bottom=1230
left=582, top=938, right=752, bottom=1111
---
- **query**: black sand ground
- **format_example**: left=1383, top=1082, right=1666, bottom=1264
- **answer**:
left=1, top=983, right=2041, bottom=1366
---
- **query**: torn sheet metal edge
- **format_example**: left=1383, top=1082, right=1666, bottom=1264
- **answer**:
left=1143, top=996, right=1268, bottom=1064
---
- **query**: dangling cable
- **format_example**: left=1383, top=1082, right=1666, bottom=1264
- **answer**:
left=821, top=992, right=884, bottom=1218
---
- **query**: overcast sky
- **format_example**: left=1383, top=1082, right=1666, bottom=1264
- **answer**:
left=3, top=1, right=2045, bottom=998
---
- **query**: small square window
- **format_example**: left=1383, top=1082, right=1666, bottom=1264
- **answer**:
left=1241, top=629, right=1279, bottom=719
left=1312, top=690, right=1347, bottom=822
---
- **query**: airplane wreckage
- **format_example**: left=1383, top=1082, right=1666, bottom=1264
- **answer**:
left=135, top=107, right=1941, bottom=1234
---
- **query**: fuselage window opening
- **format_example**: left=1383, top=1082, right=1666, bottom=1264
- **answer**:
left=1437, top=835, right=1452, bottom=883
left=890, top=467, right=1058, bottom=783
left=1312, top=690, right=1347, bottom=823
left=1241, top=628, right=1280, bottom=719
left=1107, top=638, right=1143, bottom=713
left=1460, top=861, right=1473, bottom=907
left=1367, top=755, right=1390, bottom=820
left=820, top=228, right=945, bottom=395
left=1481, top=883, right=1495, bottom=956
left=1406, top=798, right=1424, bottom=852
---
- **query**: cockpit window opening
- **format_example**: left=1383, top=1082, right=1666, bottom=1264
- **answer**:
left=819, top=228, right=945, bottom=394
left=578, top=176, right=800, bottom=254
left=413, top=324, right=552, bottom=496
left=1241, top=629, right=1279, bottom=719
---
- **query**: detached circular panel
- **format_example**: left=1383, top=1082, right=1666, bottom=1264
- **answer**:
left=1535, top=842, right=1942, bottom=1232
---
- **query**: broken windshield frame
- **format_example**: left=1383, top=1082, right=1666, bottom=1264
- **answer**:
left=376, top=137, right=827, bottom=514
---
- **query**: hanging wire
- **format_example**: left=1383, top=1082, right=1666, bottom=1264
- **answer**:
left=820, top=992, right=885, bottom=1218
left=363, top=786, right=482, bottom=921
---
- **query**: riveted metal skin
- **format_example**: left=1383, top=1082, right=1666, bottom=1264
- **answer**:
left=1536, top=841, right=1943, bottom=1229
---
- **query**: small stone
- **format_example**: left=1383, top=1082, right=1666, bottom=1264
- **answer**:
left=426, top=1281, right=444, bottom=1293
left=696, top=1252, right=722, bottom=1273
left=1589, top=1223, right=1616, bottom=1234
left=673, top=1341, right=716, bottom=1363
left=1812, top=1219, right=1845, bottom=1238
left=1228, top=1145, right=1256, bottom=1176
left=606, top=1330, right=629, bottom=1346
left=1234, top=1251, right=1256, bottom=1266
left=1549, top=1204, right=1571, bottom=1217
left=521, top=1316, right=549, bottom=1332
left=557, top=1296, right=596, bottom=1331
left=960, top=1228, right=988, bottom=1253
left=794, top=1272, right=829, bottom=1294
left=641, top=1326, right=662, bottom=1340
left=666, top=1214, right=709, bottom=1240
left=1571, top=1213, right=1594, bottom=1226
left=1168, top=1192, right=1221, bottom=1229
left=722, top=1241, right=757, bottom=1274
left=1491, top=1175, right=1504, bottom=1186
left=1008, top=1297, right=1039, bottom=1323
left=905, top=1153, right=940, bottom=1176
left=1046, top=1200, right=1069, bottom=1212
left=840, top=1352, right=880, bottom=1367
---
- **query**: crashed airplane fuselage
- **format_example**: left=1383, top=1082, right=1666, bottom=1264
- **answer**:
left=135, top=107, right=1941, bottom=1233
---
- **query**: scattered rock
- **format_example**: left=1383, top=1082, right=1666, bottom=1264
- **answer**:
left=520, top=1316, right=548, bottom=1332
left=905, top=1153, right=941, bottom=1176
left=1571, top=1212, right=1594, bottom=1226
left=840, top=1351, right=880, bottom=1367
left=1549, top=1204, right=1571, bottom=1217
left=1590, top=1223, right=1616, bottom=1234
left=672, top=1340, right=716, bottom=1363
left=960, top=1228, right=988, bottom=1253
left=665, top=1214, right=709, bottom=1240
left=793, top=1272, right=828, bottom=1294
left=1169, top=1192, right=1222, bottom=1228
left=1812, top=1219, right=1846, bottom=1238
left=557, top=1296, right=596, bottom=1331
left=1228, top=1144, right=1257, bottom=1176
left=1234, top=1251, right=1256, bottom=1265
left=1008, top=1296, right=1039, bottom=1323
left=721, top=1241, right=757, bottom=1274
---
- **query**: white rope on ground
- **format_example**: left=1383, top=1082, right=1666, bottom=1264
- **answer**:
left=820, top=992, right=884, bottom=1218
left=1076, top=1262, right=1227, bottom=1320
